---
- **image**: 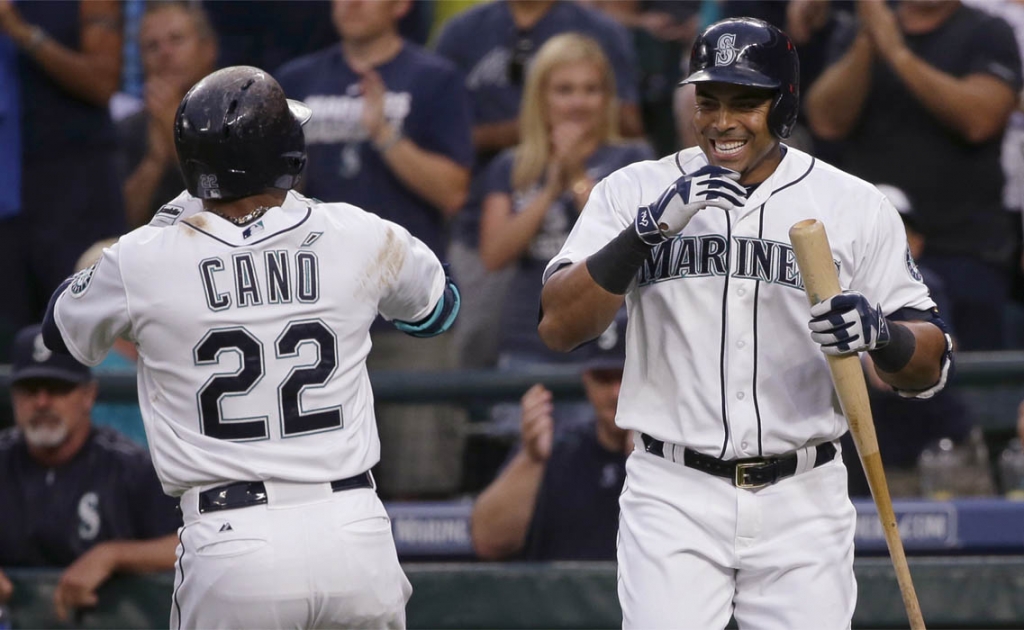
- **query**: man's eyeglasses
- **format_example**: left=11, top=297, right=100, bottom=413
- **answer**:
left=506, top=34, right=533, bottom=86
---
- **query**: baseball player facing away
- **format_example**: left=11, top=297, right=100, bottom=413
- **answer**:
left=538, top=18, right=954, bottom=630
left=40, top=66, right=460, bottom=629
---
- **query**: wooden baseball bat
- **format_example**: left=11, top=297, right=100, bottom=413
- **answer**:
left=789, top=219, right=925, bottom=630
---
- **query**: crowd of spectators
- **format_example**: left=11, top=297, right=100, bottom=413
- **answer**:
left=1, top=0, right=1023, bottom=566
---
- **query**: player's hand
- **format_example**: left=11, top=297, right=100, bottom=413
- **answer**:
left=0, top=567, right=12, bottom=604
left=520, top=384, right=554, bottom=463
left=808, top=290, right=891, bottom=355
left=635, top=165, right=746, bottom=245
left=53, top=543, right=116, bottom=621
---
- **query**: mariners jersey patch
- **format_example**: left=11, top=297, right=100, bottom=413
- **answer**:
left=69, top=263, right=97, bottom=298
left=905, top=245, right=923, bottom=282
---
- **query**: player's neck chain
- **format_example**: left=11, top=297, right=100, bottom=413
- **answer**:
left=209, top=206, right=271, bottom=226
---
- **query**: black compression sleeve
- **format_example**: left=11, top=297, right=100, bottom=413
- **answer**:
left=869, top=321, right=916, bottom=373
left=585, top=226, right=654, bottom=294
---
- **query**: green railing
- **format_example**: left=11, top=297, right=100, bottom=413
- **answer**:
left=8, top=557, right=1024, bottom=629
left=1, top=349, right=1022, bottom=402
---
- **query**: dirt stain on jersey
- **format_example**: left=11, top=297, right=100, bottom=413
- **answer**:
left=360, top=227, right=405, bottom=297
left=183, top=215, right=207, bottom=232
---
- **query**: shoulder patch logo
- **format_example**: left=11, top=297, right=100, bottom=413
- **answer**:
left=715, top=33, right=738, bottom=66
left=905, top=245, right=923, bottom=283
left=69, top=262, right=98, bottom=298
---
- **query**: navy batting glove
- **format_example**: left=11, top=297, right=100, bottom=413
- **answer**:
left=808, top=290, right=891, bottom=355
left=635, top=165, right=746, bottom=246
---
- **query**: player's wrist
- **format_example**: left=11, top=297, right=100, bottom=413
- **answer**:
left=868, top=320, right=915, bottom=373
left=586, top=225, right=654, bottom=294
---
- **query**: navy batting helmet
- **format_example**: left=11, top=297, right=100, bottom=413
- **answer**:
left=680, top=17, right=800, bottom=138
left=174, top=66, right=312, bottom=201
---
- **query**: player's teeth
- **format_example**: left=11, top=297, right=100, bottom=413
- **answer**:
left=717, top=140, right=746, bottom=153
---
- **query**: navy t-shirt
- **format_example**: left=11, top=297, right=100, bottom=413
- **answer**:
left=484, top=141, right=654, bottom=363
left=827, top=4, right=1023, bottom=263
left=434, top=0, right=642, bottom=248
left=0, top=426, right=181, bottom=567
left=522, top=421, right=626, bottom=561
left=276, top=43, right=474, bottom=258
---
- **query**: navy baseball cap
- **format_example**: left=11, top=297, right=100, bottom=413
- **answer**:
left=582, top=310, right=627, bottom=371
left=9, top=324, right=92, bottom=385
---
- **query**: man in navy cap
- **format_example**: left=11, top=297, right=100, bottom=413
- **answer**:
left=0, top=324, right=180, bottom=622
left=471, top=311, right=631, bottom=561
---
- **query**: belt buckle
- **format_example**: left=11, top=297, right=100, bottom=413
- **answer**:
left=734, top=461, right=770, bottom=489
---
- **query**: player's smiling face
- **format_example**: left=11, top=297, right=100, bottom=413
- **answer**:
left=693, top=83, right=782, bottom=185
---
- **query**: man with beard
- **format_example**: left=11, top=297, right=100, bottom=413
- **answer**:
left=0, top=324, right=179, bottom=622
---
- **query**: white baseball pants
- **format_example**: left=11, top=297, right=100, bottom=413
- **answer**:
left=617, top=446, right=857, bottom=629
left=172, top=481, right=411, bottom=629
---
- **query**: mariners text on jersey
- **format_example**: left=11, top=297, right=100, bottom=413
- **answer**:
left=199, top=250, right=320, bottom=311
left=638, top=234, right=808, bottom=290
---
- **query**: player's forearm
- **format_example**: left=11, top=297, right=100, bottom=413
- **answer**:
left=473, top=120, right=520, bottom=153
left=479, top=189, right=560, bottom=271
left=470, top=452, right=545, bottom=560
left=805, top=32, right=874, bottom=141
left=539, top=261, right=625, bottom=353
left=123, top=158, right=165, bottom=228
left=871, top=320, right=947, bottom=391
left=103, top=534, right=179, bottom=574
left=886, top=50, right=1017, bottom=143
left=376, top=132, right=469, bottom=218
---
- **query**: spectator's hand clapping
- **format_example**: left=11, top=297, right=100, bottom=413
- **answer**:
left=858, top=0, right=908, bottom=64
left=53, top=543, right=116, bottom=621
left=520, top=384, right=554, bottom=463
left=0, top=567, right=12, bottom=604
left=359, top=69, right=389, bottom=144
left=143, top=78, right=180, bottom=166
left=786, top=0, right=831, bottom=46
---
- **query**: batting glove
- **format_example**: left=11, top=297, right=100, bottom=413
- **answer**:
left=634, top=165, right=747, bottom=245
left=808, top=290, right=891, bottom=355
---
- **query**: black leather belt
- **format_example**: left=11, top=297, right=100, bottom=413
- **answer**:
left=198, top=472, right=373, bottom=514
left=640, top=434, right=837, bottom=489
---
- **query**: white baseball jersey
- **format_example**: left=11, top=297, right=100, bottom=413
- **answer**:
left=52, top=191, right=445, bottom=495
left=545, top=146, right=938, bottom=459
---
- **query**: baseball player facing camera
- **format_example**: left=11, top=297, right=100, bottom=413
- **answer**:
left=539, top=17, right=953, bottom=629
left=41, top=66, right=460, bottom=628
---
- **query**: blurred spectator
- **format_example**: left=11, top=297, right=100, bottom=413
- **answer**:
left=277, top=0, right=472, bottom=257
left=72, top=240, right=147, bottom=448
left=0, top=0, right=127, bottom=363
left=206, top=0, right=431, bottom=73
left=0, top=325, right=179, bottom=621
left=964, top=0, right=1024, bottom=349
left=118, top=1, right=216, bottom=228
left=582, top=0, right=700, bottom=156
left=277, top=0, right=473, bottom=499
left=842, top=184, right=992, bottom=498
left=806, top=0, right=1022, bottom=350
left=434, top=0, right=643, bottom=369
left=480, top=33, right=653, bottom=370
left=472, top=313, right=630, bottom=561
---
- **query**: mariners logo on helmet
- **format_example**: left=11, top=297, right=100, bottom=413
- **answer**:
left=715, top=33, right=738, bottom=66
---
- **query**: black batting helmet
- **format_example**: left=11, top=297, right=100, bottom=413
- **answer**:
left=680, top=17, right=800, bottom=138
left=174, top=66, right=312, bottom=201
